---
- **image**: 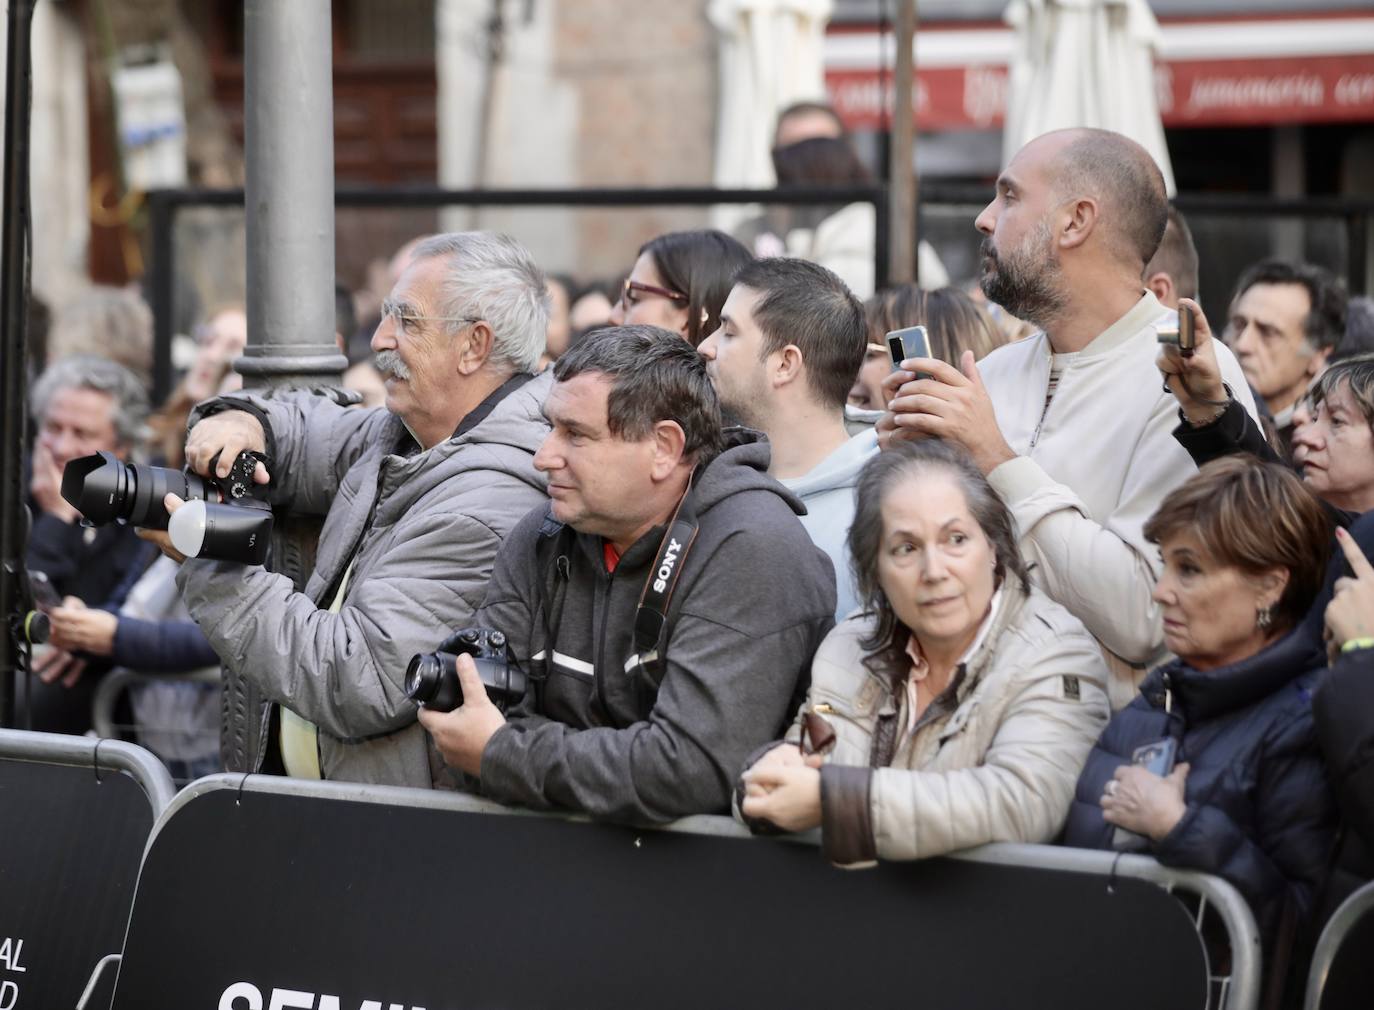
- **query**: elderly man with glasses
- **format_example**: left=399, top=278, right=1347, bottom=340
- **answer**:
left=143, top=232, right=553, bottom=787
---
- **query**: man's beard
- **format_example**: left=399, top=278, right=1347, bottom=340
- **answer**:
left=978, top=222, right=1066, bottom=328
left=374, top=349, right=412, bottom=382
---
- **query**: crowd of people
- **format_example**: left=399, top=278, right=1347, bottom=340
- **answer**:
left=14, top=121, right=1374, bottom=1003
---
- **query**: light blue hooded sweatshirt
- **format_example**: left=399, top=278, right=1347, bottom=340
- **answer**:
left=780, top=428, right=878, bottom=621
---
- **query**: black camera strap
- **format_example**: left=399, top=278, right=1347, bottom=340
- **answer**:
left=631, top=475, right=700, bottom=670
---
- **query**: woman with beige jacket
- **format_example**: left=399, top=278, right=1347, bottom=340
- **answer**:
left=738, top=439, right=1111, bottom=865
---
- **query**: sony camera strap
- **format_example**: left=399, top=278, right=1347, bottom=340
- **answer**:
left=631, top=474, right=700, bottom=668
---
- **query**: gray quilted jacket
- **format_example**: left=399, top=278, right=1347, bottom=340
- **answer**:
left=177, top=373, right=551, bottom=786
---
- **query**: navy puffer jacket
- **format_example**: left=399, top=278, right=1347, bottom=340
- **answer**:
left=1061, top=626, right=1338, bottom=951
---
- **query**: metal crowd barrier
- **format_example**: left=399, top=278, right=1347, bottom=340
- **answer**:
left=143, top=183, right=892, bottom=404
left=0, top=729, right=174, bottom=1010
left=1305, top=878, right=1374, bottom=1010
left=103, top=774, right=1260, bottom=1010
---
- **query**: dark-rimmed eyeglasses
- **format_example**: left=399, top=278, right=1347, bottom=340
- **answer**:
left=619, top=278, right=688, bottom=310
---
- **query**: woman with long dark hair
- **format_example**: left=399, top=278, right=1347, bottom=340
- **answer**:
left=607, top=229, right=752, bottom=347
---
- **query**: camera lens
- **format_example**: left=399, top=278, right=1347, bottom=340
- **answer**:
left=404, top=652, right=461, bottom=711
left=60, top=452, right=129, bottom=524
left=404, top=653, right=440, bottom=704
left=60, top=452, right=220, bottom=531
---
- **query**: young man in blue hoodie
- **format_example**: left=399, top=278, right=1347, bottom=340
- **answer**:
left=698, top=258, right=874, bottom=619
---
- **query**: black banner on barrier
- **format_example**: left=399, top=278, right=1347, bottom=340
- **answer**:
left=1319, top=912, right=1374, bottom=1009
left=0, top=758, right=154, bottom=1010
left=112, top=786, right=1210, bottom=1010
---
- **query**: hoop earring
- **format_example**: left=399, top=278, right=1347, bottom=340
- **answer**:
left=1257, top=606, right=1273, bottom=631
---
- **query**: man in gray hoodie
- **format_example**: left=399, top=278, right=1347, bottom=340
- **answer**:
left=697, top=257, right=874, bottom=620
left=146, top=232, right=553, bottom=787
left=420, top=325, right=836, bottom=822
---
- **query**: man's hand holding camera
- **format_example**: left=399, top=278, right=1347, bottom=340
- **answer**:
left=416, top=653, right=507, bottom=777
left=185, top=411, right=272, bottom=483
left=876, top=350, right=1016, bottom=475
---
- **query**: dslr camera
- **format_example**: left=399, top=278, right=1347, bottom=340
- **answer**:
left=405, top=628, right=526, bottom=714
left=60, top=450, right=273, bottom=565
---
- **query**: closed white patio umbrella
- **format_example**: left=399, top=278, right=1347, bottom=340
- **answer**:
left=1003, top=0, right=1175, bottom=194
left=708, top=0, right=833, bottom=228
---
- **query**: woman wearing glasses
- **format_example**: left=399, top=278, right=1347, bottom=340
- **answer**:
left=736, top=439, right=1110, bottom=864
left=608, top=229, right=752, bottom=347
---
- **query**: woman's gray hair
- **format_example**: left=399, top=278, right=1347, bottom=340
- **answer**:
left=31, top=354, right=150, bottom=449
left=412, top=232, right=550, bottom=374
left=847, top=438, right=1030, bottom=686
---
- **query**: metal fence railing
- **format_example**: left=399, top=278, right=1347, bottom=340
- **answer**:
left=143, top=184, right=1374, bottom=405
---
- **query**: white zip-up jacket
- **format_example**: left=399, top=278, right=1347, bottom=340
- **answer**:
left=978, top=292, right=1258, bottom=708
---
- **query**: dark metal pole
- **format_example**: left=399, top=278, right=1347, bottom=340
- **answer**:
left=239, top=0, right=347, bottom=388
left=888, top=0, right=916, bottom=286
left=145, top=190, right=175, bottom=405
left=0, top=0, right=36, bottom=728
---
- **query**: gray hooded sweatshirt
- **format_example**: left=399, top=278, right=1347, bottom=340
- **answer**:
left=176, top=373, right=552, bottom=787
left=475, top=431, right=837, bottom=823
left=779, top=428, right=877, bottom=621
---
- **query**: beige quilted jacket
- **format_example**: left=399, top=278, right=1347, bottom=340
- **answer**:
left=781, top=581, right=1111, bottom=865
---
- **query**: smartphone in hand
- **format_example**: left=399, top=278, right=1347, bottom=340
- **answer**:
left=27, top=570, right=60, bottom=613
left=887, top=325, right=933, bottom=379
left=1110, top=737, right=1179, bottom=851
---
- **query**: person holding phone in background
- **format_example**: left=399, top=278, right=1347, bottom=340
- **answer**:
left=1061, top=457, right=1337, bottom=971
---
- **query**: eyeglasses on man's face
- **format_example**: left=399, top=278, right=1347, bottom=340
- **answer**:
left=380, top=298, right=481, bottom=337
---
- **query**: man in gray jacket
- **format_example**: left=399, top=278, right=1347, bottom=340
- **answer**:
left=420, top=325, right=836, bottom=822
left=150, top=232, right=552, bottom=787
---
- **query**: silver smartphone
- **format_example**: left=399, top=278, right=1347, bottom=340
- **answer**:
left=886, top=325, right=933, bottom=379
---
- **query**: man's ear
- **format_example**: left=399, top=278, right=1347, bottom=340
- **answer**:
left=457, top=321, right=496, bottom=376
left=1145, top=271, right=1175, bottom=306
left=1059, top=197, right=1099, bottom=252
left=649, top=419, right=688, bottom=481
left=772, top=344, right=804, bottom=390
left=1307, top=345, right=1333, bottom=379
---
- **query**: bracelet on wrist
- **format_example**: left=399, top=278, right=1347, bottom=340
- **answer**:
left=1179, top=383, right=1234, bottom=428
left=1340, top=637, right=1374, bottom=654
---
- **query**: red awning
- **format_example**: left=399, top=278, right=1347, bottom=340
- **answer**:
left=824, top=14, right=1374, bottom=130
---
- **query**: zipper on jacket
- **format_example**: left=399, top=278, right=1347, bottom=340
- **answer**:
left=1029, top=342, right=1056, bottom=450
left=591, top=564, right=615, bottom=716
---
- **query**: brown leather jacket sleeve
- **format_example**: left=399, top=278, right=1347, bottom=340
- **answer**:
left=821, top=764, right=877, bottom=865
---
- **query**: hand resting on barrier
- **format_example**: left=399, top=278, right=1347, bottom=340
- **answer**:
left=740, top=752, right=824, bottom=833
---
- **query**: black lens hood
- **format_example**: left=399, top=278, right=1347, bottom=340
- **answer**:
left=60, top=451, right=128, bottom=524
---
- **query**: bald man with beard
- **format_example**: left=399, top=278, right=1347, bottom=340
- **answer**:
left=879, top=128, right=1260, bottom=707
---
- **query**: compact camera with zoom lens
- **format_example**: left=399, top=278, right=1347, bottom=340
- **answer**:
left=405, top=628, right=527, bottom=714
left=60, top=449, right=274, bottom=565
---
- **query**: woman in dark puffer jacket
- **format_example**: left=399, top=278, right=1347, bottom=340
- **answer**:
left=1061, top=457, right=1338, bottom=968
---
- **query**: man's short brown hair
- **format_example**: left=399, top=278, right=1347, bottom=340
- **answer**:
left=1144, top=206, right=1199, bottom=300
